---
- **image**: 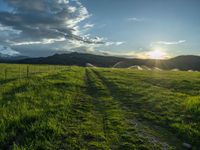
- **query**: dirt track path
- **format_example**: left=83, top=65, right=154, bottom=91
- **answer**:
left=90, top=69, right=184, bottom=150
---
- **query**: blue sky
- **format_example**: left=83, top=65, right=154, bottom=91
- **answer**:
left=0, top=0, right=200, bottom=58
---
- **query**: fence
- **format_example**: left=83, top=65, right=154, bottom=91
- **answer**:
left=0, top=64, right=67, bottom=81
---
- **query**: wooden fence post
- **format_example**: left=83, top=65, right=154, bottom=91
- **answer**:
left=27, top=65, right=29, bottom=78
left=5, top=68, right=7, bottom=80
left=19, top=65, right=21, bottom=79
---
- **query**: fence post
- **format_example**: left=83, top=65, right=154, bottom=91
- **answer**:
left=27, top=65, right=29, bottom=78
left=19, top=65, right=21, bottom=79
left=5, top=68, right=7, bottom=80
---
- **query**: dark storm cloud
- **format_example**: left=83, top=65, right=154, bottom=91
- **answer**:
left=4, top=0, right=49, bottom=13
left=0, top=0, right=105, bottom=55
left=0, top=0, right=85, bottom=40
left=0, top=0, right=126, bottom=57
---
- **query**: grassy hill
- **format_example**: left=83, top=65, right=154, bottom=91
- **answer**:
left=0, top=64, right=199, bottom=149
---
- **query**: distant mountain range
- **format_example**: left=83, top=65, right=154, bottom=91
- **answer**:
left=0, top=55, right=29, bottom=62
left=16, top=52, right=126, bottom=67
left=0, top=52, right=200, bottom=71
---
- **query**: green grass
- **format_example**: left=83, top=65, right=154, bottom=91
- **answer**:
left=0, top=64, right=199, bottom=149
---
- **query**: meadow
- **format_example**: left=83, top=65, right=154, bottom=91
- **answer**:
left=0, top=64, right=199, bottom=150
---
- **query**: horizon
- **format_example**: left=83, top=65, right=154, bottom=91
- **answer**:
left=11, top=51, right=200, bottom=61
left=0, top=0, right=200, bottom=59
left=41, top=51, right=200, bottom=59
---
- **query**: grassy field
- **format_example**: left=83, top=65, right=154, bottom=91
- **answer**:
left=0, top=64, right=199, bottom=150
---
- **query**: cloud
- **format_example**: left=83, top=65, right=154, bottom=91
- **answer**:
left=115, top=42, right=125, bottom=46
left=0, top=45, right=20, bottom=56
left=11, top=37, right=66, bottom=46
left=105, top=41, right=125, bottom=46
left=127, top=17, right=144, bottom=22
left=83, top=23, right=94, bottom=29
left=0, top=0, right=116, bottom=56
left=0, top=0, right=92, bottom=42
left=0, top=24, right=20, bottom=33
left=152, top=40, right=186, bottom=45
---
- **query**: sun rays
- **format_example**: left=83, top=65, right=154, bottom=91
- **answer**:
left=147, top=48, right=169, bottom=59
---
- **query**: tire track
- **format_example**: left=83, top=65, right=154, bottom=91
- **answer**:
left=91, top=69, right=183, bottom=150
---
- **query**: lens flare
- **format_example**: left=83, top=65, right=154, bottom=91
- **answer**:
left=147, top=49, right=168, bottom=59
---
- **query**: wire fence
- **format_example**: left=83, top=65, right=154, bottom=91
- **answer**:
left=0, top=64, right=67, bottom=81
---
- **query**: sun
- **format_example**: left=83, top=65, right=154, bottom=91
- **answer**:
left=147, top=49, right=167, bottom=59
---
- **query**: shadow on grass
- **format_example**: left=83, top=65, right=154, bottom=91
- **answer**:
left=0, top=78, right=19, bottom=85
left=1, top=115, right=37, bottom=149
left=1, top=84, right=29, bottom=105
left=91, top=69, right=187, bottom=149
left=91, top=69, right=144, bottom=110
left=1, top=114, right=60, bottom=149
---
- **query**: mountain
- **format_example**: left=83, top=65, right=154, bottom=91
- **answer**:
left=1, top=52, right=200, bottom=71
left=114, top=55, right=200, bottom=71
left=0, top=55, right=29, bottom=62
left=16, top=52, right=126, bottom=67
left=166, top=55, right=200, bottom=70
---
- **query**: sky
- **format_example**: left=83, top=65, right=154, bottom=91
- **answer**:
left=0, top=0, right=200, bottom=58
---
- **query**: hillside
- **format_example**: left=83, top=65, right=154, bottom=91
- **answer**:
left=16, top=52, right=126, bottom=67
left=112, top=55, right=200, bottom=71
left=0, top=64, right=199, bottom=149
left=0, top=55, right=28, bottom=62
left=1, top=52, right=200, bottom=71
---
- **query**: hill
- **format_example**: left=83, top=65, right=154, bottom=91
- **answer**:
left=114, top=55, right=200, bottom=71
left=16, top=52, right=126, bottom=67
left=0, top=55, right=29, bottom=62
left=1, top=52, right=200, bottom=71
